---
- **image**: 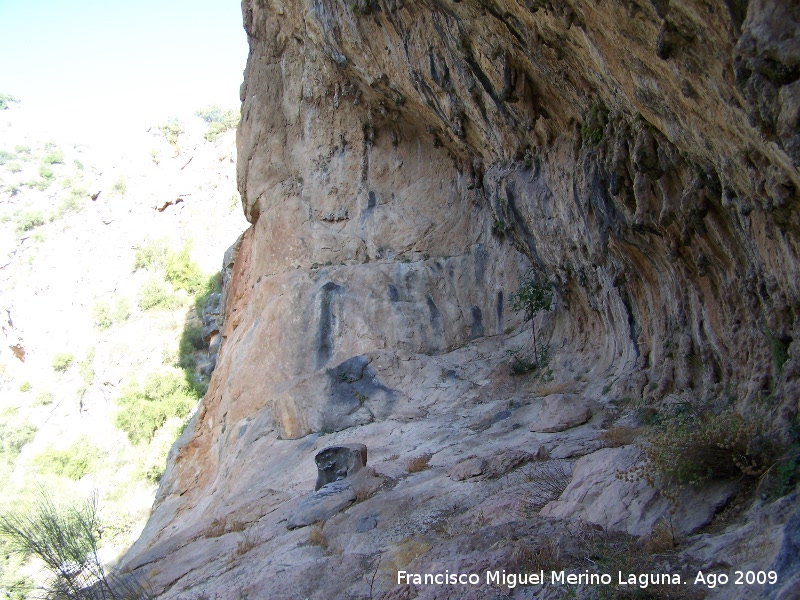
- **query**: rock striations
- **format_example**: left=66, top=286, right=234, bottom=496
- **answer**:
left=120, top=1, right=800, bottom=598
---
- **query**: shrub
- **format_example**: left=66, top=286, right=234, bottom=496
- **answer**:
left=91, top=301, right=112, bottom=330
left=308, top=525, right=327, bottom=548
left=0, top=94, right=18, bottom=110
left=629, top=406, right=777, bottom=494
left=110, top=177, right=126, bottom=197
left=42, top=150, right=64, bottom=165
left=0, top=419, right=37, bottom=459
left=18, top=381, right=30, bottom=392
left=78, top=349, right=95, bottom=386
left=132, top=238, right=169, bottom=271
left=196, top=105, right=240, bottom=142
left=137, top=277, right=177, bottom=311
left=0, top=150, right=16, bottom=165
left=32, top=437, right=98, bottom=480
left=38, top=164, right=55, bottom=181
left=14, top=211, right=44, bottom=234
left=164, top=246, right=204, bottom=294
left=137, top=419, right=184, bottom=483
left=600, top=425, right=644, bottom=448
left=112, top=297, right=130, bottom=322
left=194, top=272, right=222, bottom=314
left=51, top=353, right=74, bottom=373
left=51, top=188, right=86, bottom=220
left=31, top=178, right=52, bottom=191
left=511, top=461, right=572, bottom=516
left=180, top=322, right=206, bottom=356
left=34, top=391, right=53, bottom=406
left=14, top=145, right=30, bottom=156
left=0, top=489, right=153, bottom=599
left=158, top=118, right=184, bottom=150
left=6, top=162, right=21, bottom=173
left=114, top=370, right=197, bottom=445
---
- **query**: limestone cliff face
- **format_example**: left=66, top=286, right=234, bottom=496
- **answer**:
left=122, top=1, right=800, bottom=598
left=234, top=0, right=799, bottom=411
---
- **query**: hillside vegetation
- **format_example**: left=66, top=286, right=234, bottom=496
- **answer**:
left=0, top=100, right=246, bottom=596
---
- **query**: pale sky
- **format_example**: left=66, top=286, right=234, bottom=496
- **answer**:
left=0, top=0, right=248, bottom=143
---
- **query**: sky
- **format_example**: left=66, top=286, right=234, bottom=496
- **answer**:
left=0, top=0, right=248, bottom=144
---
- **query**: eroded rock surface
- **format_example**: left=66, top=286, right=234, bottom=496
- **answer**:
left=120, top=0, right=800, bottom=598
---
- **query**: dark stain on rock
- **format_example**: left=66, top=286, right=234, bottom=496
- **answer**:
left=471, top=305, right=484, bottom=338
left=315, top=281, right=343, bottom=370
left=496, top=291, right=504, bottom=333
left=427, top=294, right=442, bottom=335
left=473, top=243, right=486, bottom=283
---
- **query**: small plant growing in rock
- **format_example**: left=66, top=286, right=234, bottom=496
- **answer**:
left=509, top=269, right=554, bottom=371
left=492, top=219, right=507, bottom=237
left=580, top=103, right=606, bottom=146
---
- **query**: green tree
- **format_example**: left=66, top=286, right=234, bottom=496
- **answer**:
left=0, top=94, right=19, bottom=110
left=510, top=270, right=554, bottom=364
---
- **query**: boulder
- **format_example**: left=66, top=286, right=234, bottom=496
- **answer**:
left=315, top=443, right=367, bottom=491
left=448, top=449, right=538, bottom=481
left=541, top=447, right=737, bottom=536
left=286, top=480, right=356, bottom=530
left=530, top=394, right=599, bottom=433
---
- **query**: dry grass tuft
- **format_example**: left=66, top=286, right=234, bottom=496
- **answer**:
left=642, top=518, right=676, bottom=554
left=600, top=425, right=644, bottom=448
left=205, top=517, right=227, bottom=538
left=511, top=460, right=572, bottom=517
left=405, top=453, right=432, bottom=473
left=308, top=523, right=327, bottom=548
left=235, top=531, right=257, bottom=556
left=510, top=536, right=564, bottom=572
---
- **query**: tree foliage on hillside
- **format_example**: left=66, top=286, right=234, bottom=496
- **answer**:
left=195, top=105, right=240, bottom=141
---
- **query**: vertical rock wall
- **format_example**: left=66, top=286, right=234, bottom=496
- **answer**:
left=231, top=0, right=799, bottom=430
